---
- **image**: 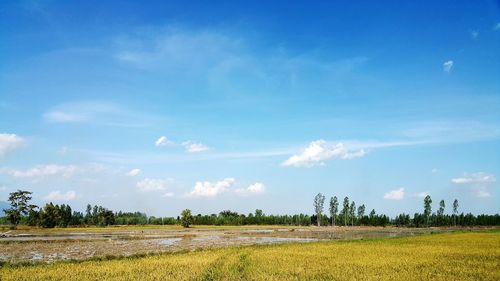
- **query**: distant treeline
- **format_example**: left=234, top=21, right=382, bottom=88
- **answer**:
left=1, top=190, right=500, bottom=228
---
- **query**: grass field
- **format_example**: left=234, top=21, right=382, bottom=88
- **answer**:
left=1, top=231, right=499, bottom=280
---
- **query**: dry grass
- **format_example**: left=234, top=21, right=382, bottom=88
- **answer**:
left=1, top=231, right=499, bottom=280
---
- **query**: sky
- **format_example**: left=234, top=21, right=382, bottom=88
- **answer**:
left=1, top=1, right=499, bottom=217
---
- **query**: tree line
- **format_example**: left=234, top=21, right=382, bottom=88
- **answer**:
left=312, top=193, right=500, bottom=227
left=1, top=190, right=499, bottom=229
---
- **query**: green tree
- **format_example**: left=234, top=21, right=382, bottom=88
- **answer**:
left=357, top=204, right=365, bottom=221
left=437, top=200, right=445, bottom=216
left=3, top=190, right=37, bottom=229
left=313, top=193, right=325, bottom=226
left=453, top=199, right=459, bottom=226
left=39, top=203, right=60, bottom=228
left=342, top=197, right=350, bottom=226
left=349, top=201, right=356, bottom=226
left=181, top=209, right=193, bottom=228
left=329, top=196, right=339, bottom=226
left=423, top=195, right=432, bottom=226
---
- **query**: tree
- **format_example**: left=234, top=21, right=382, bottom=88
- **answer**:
left=437, top=200, right=445, bottom=216
left=453, top=199, right=459, bottom=226
left=85, top=204, right=92, bottom=224
left=329, top=196, right=339, bottom=226
left=342, top=197, right=350, bottom=226
left=423, top=195, right=432, bottom=226
left=357, top=204, right=365, bottom=221
left=3, top=190, right=37, bottom=229
left=39, top=203, right=60, bottom=228
left=349, top=201, right=356, bottom=226
left=313, top=193, right=326, bottom=226
left=181, top=209, right=193, bottom=228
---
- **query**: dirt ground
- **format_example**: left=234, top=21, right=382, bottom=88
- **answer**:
left=0, top=225, right=473, bottom=263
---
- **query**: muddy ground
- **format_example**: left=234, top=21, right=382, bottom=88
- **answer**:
left=0, top=226, right=467, bottom=263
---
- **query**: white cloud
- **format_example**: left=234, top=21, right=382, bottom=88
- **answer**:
left=431, top=168, right=439, bottom=174
left=451, top=173, right=495, bottom=184
left=413, top=192, right=429, bottom=198
left=235, top=182, right=266, bottom=196
left=384, top=188, right=405, bottom=200
left=136, top=178, right=171, bottom=192
left=182, top=141, right=209, bottom=153
left=126, top=168, right=141, bottom=177
left=0, top=133, right=25, bottom=157
left=43, top=101, right=155, bottom=127
left=44, top=190, right=77, bottom=201
left=2, top=165, right=78, bottom=178
left=282, top=140, right=365, bottom=167
left=443, top=60, right=454, bottom=72
left=494, top=22, right=500, bottom=31
left=187, top=178, right=234, bottom=198
left=451, top=172, right=496, bottom=198
left=155, top=136, right=172, bottom=147
left=162, top=192, right=174, bottom=198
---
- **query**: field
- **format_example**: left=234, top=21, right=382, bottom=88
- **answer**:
left=1, top=229, right=499, bottom=280
left=1, top=225, right=452, bottom=263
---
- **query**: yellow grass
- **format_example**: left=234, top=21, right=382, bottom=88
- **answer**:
left=2, top=231, right=499, bottom=280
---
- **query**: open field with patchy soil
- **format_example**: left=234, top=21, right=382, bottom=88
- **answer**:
left=0, top=225, right=465, bottom=263
left=1, top=231, right=499, bottom=280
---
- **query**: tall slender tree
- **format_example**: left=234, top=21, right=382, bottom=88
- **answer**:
left=342, top=196, right=350, bottom=226
left=349, top=201, right=356, bottom=226
left=314, top=193, right=326, bottom=226
left=437, top=200, right=445, bottom=216
left=423, top=195, right=432, bottom=226
left=453, top=199, right=459, bottom=226
left=329, top=196, right=339, bottom=226
left=357, top=204, right=366, bottom=223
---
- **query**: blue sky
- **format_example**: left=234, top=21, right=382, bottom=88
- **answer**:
left=1, top=1, right=499, bottom=217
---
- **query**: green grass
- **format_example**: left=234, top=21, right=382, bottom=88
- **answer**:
left=1, top=231, right=499, bottom=280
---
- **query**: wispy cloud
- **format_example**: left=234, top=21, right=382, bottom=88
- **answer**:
left=43, top=101, right=156, bottom=127
left=126, top=168, right=141, bottom=177
left=44, top=190, right=77, bottom=201
left=443, top=60, right=454, bottom=72
left=2, top=164, right=78, bottom=178
left=235, top=182, right=266, bottom=196
left=162, top=192, right=174, bottom=198
left=187, top=178, right=234, bottom=198
left=155, top=136, right=172, bottom=147
left=114, top=28, right=241, bottom=70
left=470, top=30, right=479, bottom=39
left=451, top=172, right=496, bottom=198
left=0, top=164, right=109, bottom=184
left=282, top=140, right=365, bottom=168
left=494, top=22, right=500, bottom=31
left=182, top=141, right=209, bottom=153
left=0, top=133, right=25, bottom=157
left=384, top=188, right=405, bottom=200
left=136, top=178, right=172, bottom=192
left=413, top=191, right=429, bottom=198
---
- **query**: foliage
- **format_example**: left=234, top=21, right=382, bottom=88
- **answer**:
left=180, top=209, right=193, bottom=228
left=3, top=190, right=37, bottom=229
left=329, top=196, right=338, bottom=226
left=313, top=193, right=325, bottom=226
